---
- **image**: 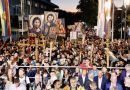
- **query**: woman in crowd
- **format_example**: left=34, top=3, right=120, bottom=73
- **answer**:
left=5, top=68, right=14, bottom=90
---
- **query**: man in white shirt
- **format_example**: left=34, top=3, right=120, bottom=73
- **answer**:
left=19, top=68, right=30, bottom=85
left=94, top=70, right=107, bottom=90
left=18, top=68, right=30, bottom=90
left=98, top=76, right=102, bottom=89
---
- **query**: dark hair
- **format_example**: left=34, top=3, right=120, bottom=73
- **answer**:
left=14, top=77, right=20, bottom=83
left=32, top=17, right=41, bottom=28
left=47, top=14, right=54, bottom=21
left=51, top=80, right=60, bottom=88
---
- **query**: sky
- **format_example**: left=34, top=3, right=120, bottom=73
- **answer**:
left=52, top=0, right=80, bottom=12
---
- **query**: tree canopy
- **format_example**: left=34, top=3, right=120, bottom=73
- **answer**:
left=77, top=0, right=98, bottom=27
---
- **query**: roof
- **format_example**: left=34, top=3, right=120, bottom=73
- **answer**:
left=40, top=0, right=59, bottom=8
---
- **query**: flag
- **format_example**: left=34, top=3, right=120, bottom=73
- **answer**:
left=97, top=0, right=112, bottom=39
left=0, top=0, right=11, bottom=36
left=97, top=0, right=105, bottom=38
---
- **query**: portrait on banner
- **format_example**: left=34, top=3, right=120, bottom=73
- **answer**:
left=43, top=12, right=58, bottom=39
left=56, top=18, right=66, bottom=37
left=29, top=15, right=44, bottom=36
left=75, top=22, right=84, bottom=39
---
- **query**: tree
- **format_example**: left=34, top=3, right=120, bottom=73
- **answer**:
left=77, top=0, right=98, bottom=27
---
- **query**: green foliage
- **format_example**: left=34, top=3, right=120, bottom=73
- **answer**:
left=77, top=0, right=98, bottom=26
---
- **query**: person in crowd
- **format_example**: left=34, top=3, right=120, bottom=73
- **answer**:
left=102, top=66, right=110, bottom=80
left=4, top=68, right=14, bottom=90
left=78, top=69, right=90, bottom=90
left=18, top=68, right=30, bottom=90
left=124, top=77, right=130, bottom=90
left=41, top=69, right=49, bottom=86
left=62, top=68, right=71, bottom=87
left=94, top=70, right=108, bottom=90
left=89, top=64, right=98, bottom=77
left=105, top=72, right=123, bottom=90
left=46, top=71, right=57, bottom=89
left=51, top=80, right=62, bottom=90
left=64, top=77, right=85, bottom=90
left=8, top=77, right=26, bottom=90
left=120, top=49, right=130, bottom=64
left=30, top=73, right=42, bottom=90
left=89, top=81, right=98, bottom=90
left=120, top=64, right=130, bottom=88
left=88, top=72, right=94, bottom=82
left=0, top=28, right=130, bottom=90
left=80, top=58, right=93, bottom=70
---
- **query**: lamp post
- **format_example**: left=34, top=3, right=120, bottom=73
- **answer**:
left=111, top=1, right=114, bottom=42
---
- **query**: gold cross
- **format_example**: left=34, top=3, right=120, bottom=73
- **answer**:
left=17, top=35, right=46, bottom=62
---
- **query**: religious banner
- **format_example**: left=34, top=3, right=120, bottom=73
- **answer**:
left=56, top=18, right=66, bottom=37
left=29, top=15, right=44, bottom=36
left=43, top=11, right=58, bottom=39
left=75, top=22, right=84, bottom=39
left=75, top=22, right=83, bottom=32
left=70, top=31, right=77, bottom=40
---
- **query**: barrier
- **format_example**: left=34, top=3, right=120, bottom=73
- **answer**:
left=0, top=65, right=125, bottom=69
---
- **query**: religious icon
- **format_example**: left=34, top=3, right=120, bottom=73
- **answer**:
left=56, top=18, right=66, bottom=37
left=43, top=12, right=58, bottom=39
left=29, top=15, right=44, bottom=37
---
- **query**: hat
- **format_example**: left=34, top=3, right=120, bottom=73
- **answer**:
left=80, top=63, right=87, bottom=70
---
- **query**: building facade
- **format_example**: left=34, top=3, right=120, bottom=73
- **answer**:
left=10, top=0, right=59, bottom=15
left=8, top=0, right=59, bottom=29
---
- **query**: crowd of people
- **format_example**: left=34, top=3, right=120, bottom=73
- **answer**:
left=0, top=29, right=130, bottom=90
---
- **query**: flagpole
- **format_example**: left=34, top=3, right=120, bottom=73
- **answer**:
left=111, top=1, right=114, bottom=42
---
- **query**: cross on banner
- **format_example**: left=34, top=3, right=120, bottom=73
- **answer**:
left=17, top=35, right=46, bottom=61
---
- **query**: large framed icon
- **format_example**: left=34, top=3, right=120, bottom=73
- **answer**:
left=56, top=18, right=66, bottom=37
left=29, top=15, right=44, bottom=36
left=43, top=12, right=58, bottom=39
left=44, top=11, right=58, bottom=23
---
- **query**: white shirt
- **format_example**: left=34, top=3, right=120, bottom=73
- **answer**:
left=5, top=82, right=13, bottom=90
left=126, top=72, right=130, bottom=77
left=8, top=83, right=26, bottom=90
left=98, top=77, right=102, bottom=89
left=82, top=75, right=86, bottom=84
left=19, top=75, right=30, bottom=85
left=110, top=83, right=116, bottom=89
